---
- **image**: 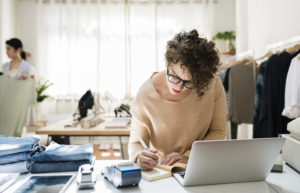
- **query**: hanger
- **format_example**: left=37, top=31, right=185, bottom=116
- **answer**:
left=244, top=51, right=273, bottom=67
left=286, top=44, right=300, bottom=54
left=220, top=56, right=253, bottom=70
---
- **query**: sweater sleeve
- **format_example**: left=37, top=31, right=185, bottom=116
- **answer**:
left=204, top=77, right=227, bottom=140
left=128, top=99, right=151, bottom=163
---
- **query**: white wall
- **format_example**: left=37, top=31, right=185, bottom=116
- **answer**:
left=235, top=0, right=247, bottom=54
left=236, top=0, right=300, bottom=57
left=15, top=0, right=37, bottom=69
left=213, top=0, right=236, bottom=51
left=0, top=0, right=16, bottom=65
left=213, top=0, right=236, bottom=34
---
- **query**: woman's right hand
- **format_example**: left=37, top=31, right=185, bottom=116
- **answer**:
left=137, top=149, right=158, bottom=171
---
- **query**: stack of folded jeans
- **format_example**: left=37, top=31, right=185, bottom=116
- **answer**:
left=31, top=141, right=94, bottom=173
left=0, top=136, right=40, bottom=173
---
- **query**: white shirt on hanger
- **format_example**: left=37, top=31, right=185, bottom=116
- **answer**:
left=282, top=53, right=300, bottom=119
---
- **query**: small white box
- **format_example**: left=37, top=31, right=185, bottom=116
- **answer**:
left=282, top=134, right=300, bottom=172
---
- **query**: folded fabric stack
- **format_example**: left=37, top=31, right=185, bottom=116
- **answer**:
left=282, top=118, right=300, bottom=172
left=0, top=136, right=40, bottom=173
left=31, top=141, right=94, bottom=173
left=287, top=117, right=300, bottom=140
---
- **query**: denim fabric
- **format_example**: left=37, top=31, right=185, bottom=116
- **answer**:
left=0, top=136, right=39, bottom=156
left=32, top=142, right=93, bottom=163
left=0, top=151, right=32, bottom=165
left=0, top=161, right=30, bottom=173
left=31, top=158, right=94, bottom=173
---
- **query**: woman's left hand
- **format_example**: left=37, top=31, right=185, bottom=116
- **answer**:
left=160, top=152, right=188, bottom=166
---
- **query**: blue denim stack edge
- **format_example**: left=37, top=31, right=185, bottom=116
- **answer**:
left=31, top=141, right=94, bottom=173
left=0, top=136, right=40, bottom=173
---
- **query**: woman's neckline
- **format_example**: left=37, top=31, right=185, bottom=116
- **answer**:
left=9, top=59, right=24, bottom=70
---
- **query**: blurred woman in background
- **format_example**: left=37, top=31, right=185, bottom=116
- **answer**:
left=2, top=38, right=35, bottom=80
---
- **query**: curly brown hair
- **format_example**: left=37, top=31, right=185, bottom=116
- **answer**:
left=165, top=29, right=220, bottom=97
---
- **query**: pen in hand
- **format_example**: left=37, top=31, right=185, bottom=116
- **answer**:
left=137, top=136, right=150, bottom=152
left=137, top=136, right=159, bottom=169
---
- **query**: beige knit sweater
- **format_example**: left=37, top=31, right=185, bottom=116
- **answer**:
left=128, top=71, right=226, bottom=162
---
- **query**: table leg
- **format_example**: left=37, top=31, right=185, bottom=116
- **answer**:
left=47, top=135, right=51, bottom=145
left=119, top=136, right=124, bottom=160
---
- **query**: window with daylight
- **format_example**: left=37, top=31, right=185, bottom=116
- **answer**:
left=35, top=0, right=215, bottom=99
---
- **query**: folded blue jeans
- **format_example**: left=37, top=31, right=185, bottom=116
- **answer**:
left=0, top=151, right=32, bottom=165
left=0, top=136, right=39, bottom=156
left=32, top=142, right=93, bottom=163
left=0, top=161, right=30, bottom=173
left=31, top=157, right=94, bottom=173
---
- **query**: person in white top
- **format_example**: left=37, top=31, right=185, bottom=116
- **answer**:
left=1, top=38, right=35, bottom=80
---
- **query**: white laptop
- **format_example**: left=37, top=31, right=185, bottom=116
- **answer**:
left=173, top=138, right=286, bottom=187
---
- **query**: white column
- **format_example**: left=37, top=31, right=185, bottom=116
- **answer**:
left=235, top=0, right=248, bottom=54
left=0, top=0, right=16, bottom=64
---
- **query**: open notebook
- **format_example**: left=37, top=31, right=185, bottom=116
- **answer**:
left=142, top=162, right=187, bottom=182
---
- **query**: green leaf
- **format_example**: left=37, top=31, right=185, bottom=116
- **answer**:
left=37, top=79, right=53, bottom=102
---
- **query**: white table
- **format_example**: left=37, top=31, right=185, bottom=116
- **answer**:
left=5, top=161, right=300, bottom=193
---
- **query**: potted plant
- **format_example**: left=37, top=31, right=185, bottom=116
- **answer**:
left=37, top=80, right=53, bottom=103
left=212, top=31, right=236, bottom=55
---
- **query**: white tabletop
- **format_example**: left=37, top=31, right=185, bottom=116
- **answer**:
left=4, top=160, right=300, bottom=193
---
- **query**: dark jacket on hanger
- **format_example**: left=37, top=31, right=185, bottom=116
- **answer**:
left=253, top=61, right=267, bottom=134
left=254, top=51, right=300, bottom=137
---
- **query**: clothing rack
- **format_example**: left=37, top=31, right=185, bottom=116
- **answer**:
left=225, top=49, right=256, bottom=140
left=226, top=49, right=256, bottom=102
left=230, top=49, right=254, bottom=61
left=233, top=50, right=257, bottom=105
left=266, top=35, right=300, bottom=53
left=221, top=49, right=254, bottom=70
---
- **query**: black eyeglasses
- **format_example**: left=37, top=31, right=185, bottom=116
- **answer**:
left=166, top=67, right=193, bottom=89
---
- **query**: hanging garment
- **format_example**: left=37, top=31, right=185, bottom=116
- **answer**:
left=253, top=61, right=267, bottom=135
left=282, top=53, right=300, bottom=118
left=0, top=76, right=36, bottom=136
left=218, top=67, right=230, bottom=114
left=228, top=60, right=257, bottom=124
left=255, top=51, right=300, bottom=138
left=219, top=68, right=237, bottom=139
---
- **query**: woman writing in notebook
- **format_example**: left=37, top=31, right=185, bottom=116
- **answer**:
left=129, top=29, right=226, bottom=170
